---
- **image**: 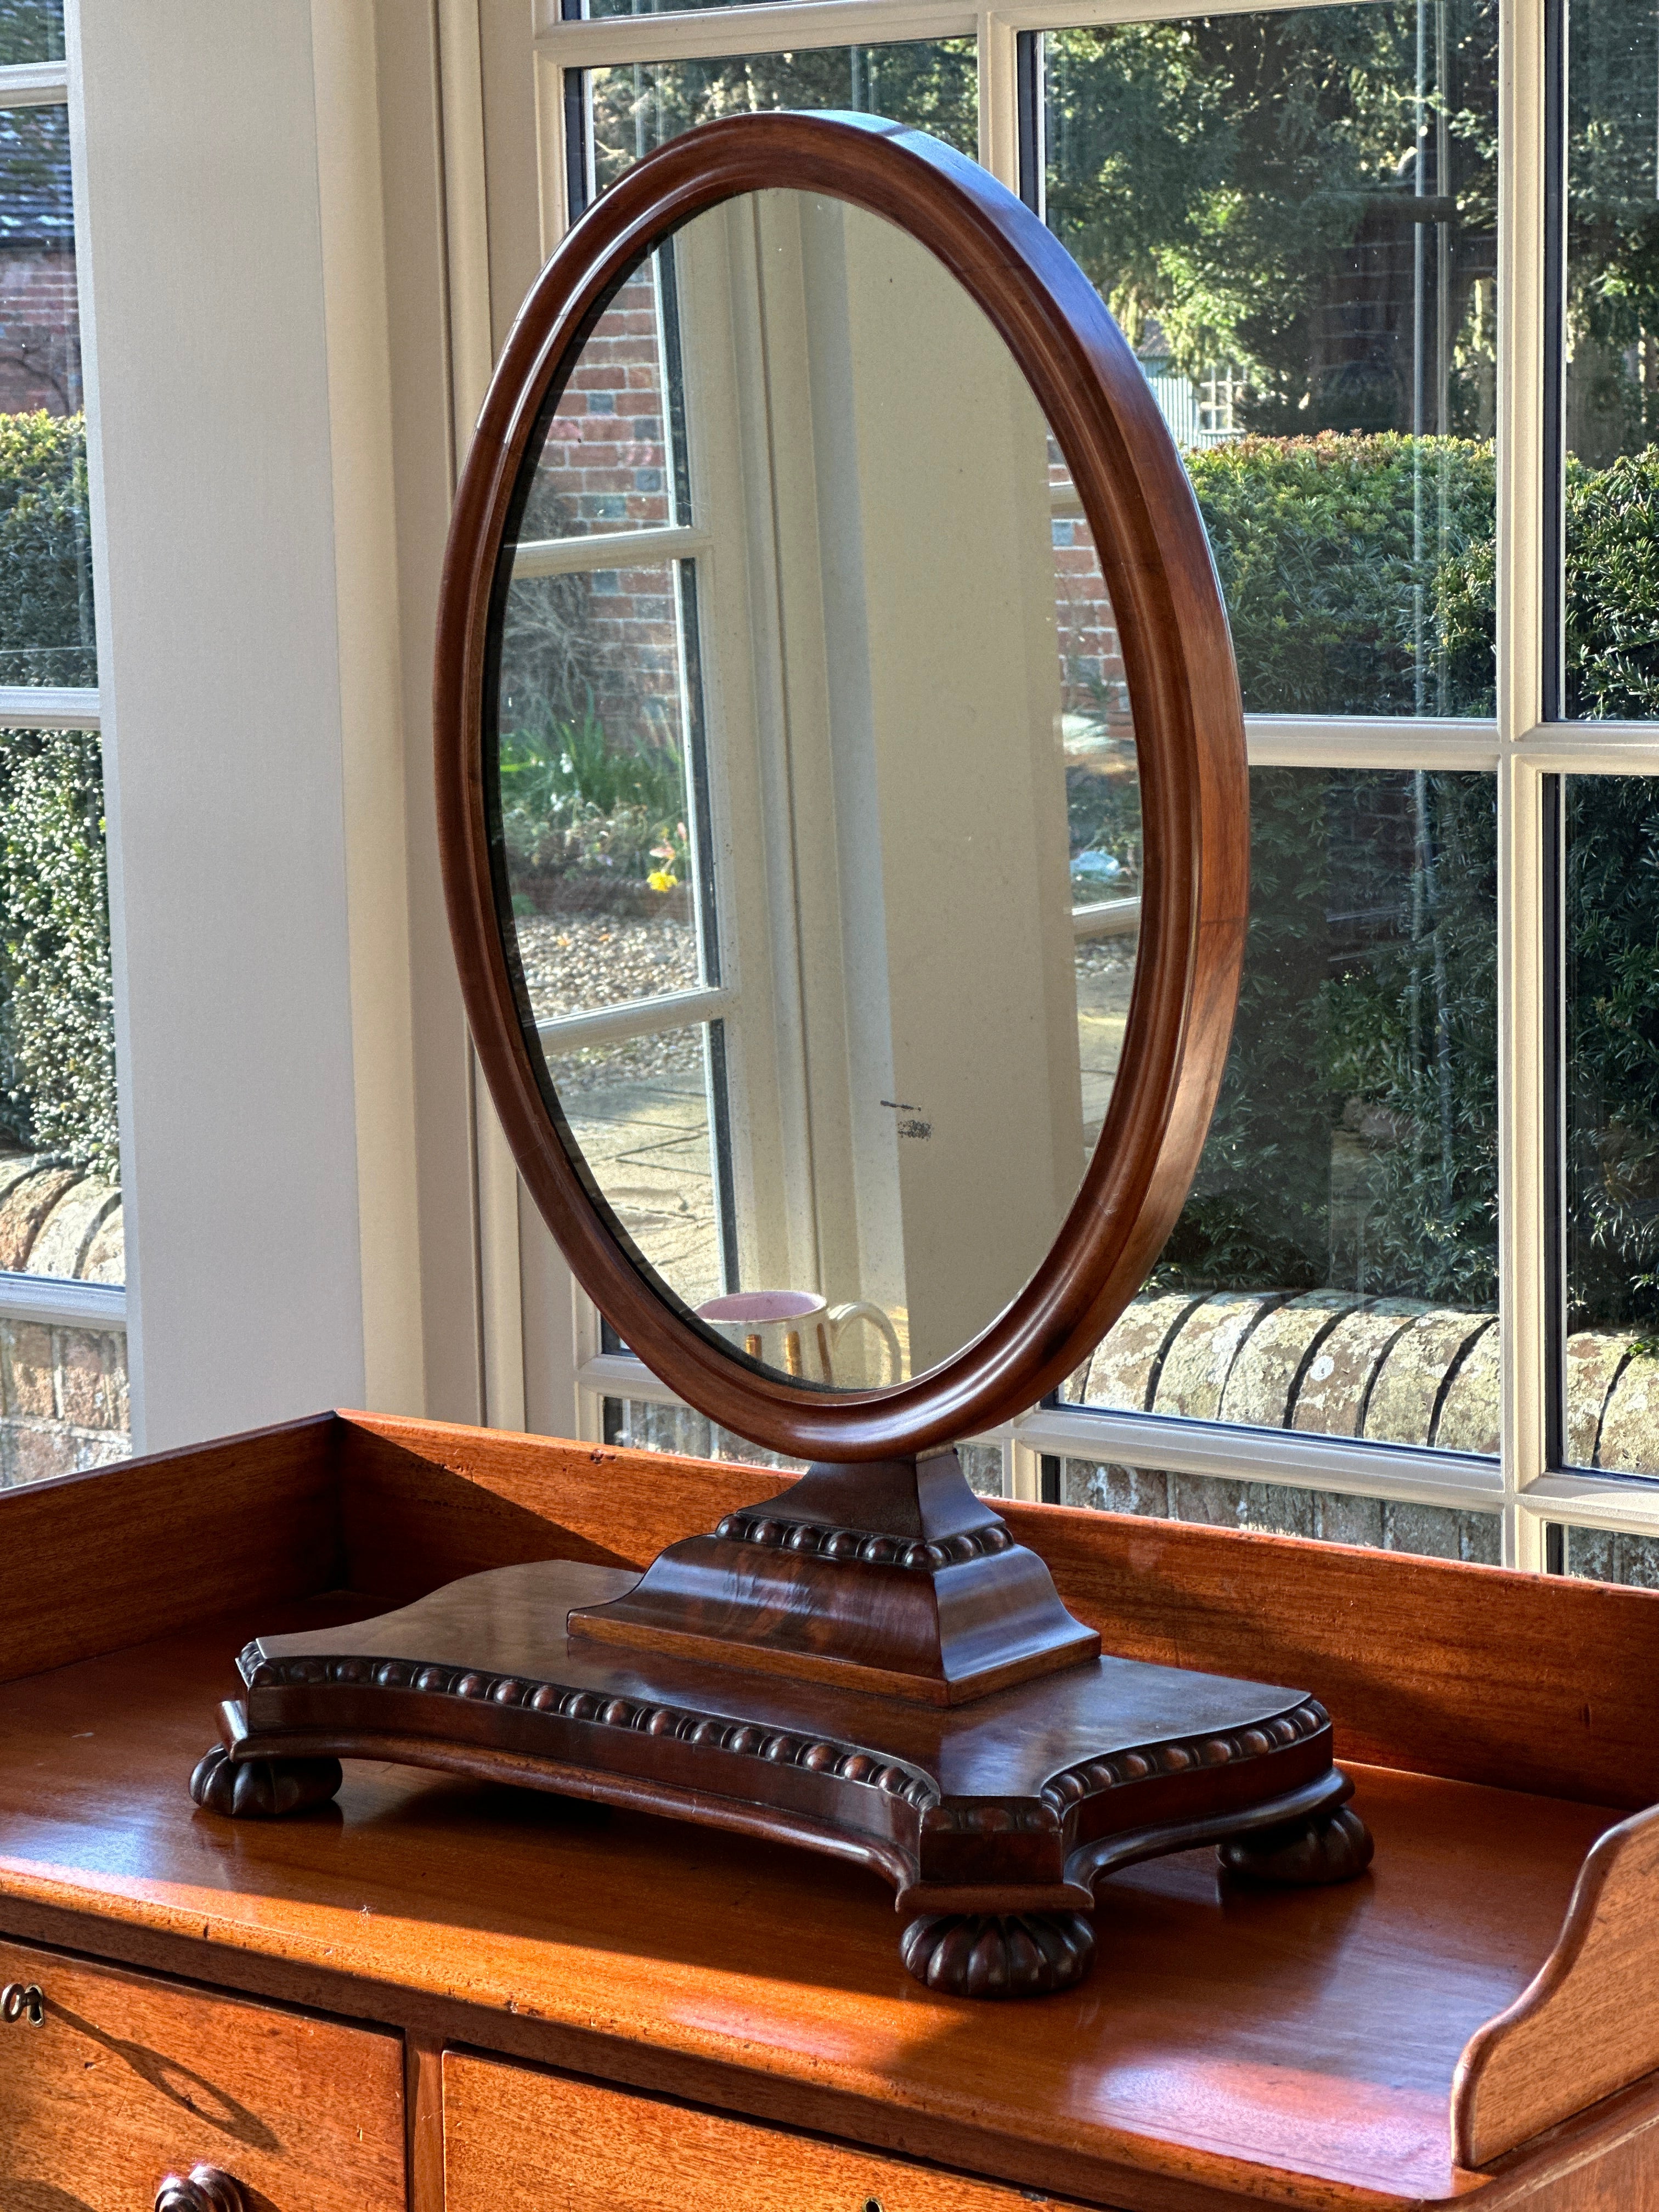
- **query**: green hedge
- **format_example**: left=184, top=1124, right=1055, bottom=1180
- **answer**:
left=1186, top=433, right=1497, bottom=718
left=0, top=725, right=116, bottom=1181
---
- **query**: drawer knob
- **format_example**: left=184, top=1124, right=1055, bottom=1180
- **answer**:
left=154, top=2168, right=246, bottom=2212
left=0, top=1981, right=43, bottom=2026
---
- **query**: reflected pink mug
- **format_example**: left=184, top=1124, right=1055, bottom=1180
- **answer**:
left=695, top=1289, right=902, bottom=1385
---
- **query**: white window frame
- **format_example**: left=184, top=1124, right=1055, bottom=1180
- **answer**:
left=0, top=43, right=122, bottom=1338
left=482, top=0, right=1659, bottom=1570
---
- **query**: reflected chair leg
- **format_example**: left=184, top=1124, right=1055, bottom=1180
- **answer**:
left=900, top=1911, right=1096, bottom=1998
left=1218, top=1803, right=1374, bottom=1885
left=189, top=1743, right=342, bottom=1820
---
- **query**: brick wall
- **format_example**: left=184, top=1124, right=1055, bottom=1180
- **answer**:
left=0, top=248, right=82, bottom=414
left=520, top=268, right=680, bottom=749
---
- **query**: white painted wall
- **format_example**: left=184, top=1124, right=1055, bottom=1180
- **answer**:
left=70, top=2, right=442, bottom=1450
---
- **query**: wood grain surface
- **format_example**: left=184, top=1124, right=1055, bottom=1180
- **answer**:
left=0, top=1599, right=1622, bottom=2209
left=338, top=1413, right=1659, bottom=1808
left=0, top=1412, right=336, bottom=1689
left=1004, top=1499, right=1659, bottom=1810
left=0, top=1931, right=403, bottom=2212
left=338, top=1410, right=744, bottom=1600
left=1454, top=1802, right=1659, bottom=2165
left=1476, top=2079, right=1659, bottom=2210
left=443, top=2051, right=1053, bottom=2209
left=433, top=112, right=1249, bottom=1463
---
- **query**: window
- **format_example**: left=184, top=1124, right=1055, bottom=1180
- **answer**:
left=517, top=0, right=1659, bottom=1582
left=0, top=0, right=125, bottom=1489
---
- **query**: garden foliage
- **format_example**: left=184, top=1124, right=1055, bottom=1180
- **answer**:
left=1159, top=430, right=1659, bottom=1327
left=0, top=409, right=112, bottom=1180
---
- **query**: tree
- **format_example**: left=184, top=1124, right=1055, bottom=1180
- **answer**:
left=1044, top=3, right=1498, bottom=437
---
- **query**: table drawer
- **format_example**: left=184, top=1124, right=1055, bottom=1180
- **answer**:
left=0, top=1936, right=404, bottom=2212
left=443, top=2051, right=1047, bottom=2210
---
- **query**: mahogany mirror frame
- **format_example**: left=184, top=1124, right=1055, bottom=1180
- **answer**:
left=433, top=110, right=1249, bottom=1464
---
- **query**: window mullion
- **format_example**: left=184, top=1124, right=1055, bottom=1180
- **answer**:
left=1495, top=0, right=1550, bottom=1569
left=978, top=9, right=1019, bottom=190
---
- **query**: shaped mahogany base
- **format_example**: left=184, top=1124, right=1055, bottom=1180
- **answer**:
left=193, top=1556, right=1373, bottom=1996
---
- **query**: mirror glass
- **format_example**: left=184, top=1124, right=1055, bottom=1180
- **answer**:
left=487, top=188, right=1142, bottom=1390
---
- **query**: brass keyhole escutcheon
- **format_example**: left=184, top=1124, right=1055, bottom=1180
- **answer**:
left=0, top=1981, right=43, bottom=2026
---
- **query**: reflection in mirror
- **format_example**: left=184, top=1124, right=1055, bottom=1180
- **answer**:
left=489, top=190, right=1141, bottom=1390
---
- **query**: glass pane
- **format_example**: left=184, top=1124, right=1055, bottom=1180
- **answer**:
left=587, top=43, right=978, bottom=197
left=1564, top=776, right=1659, bottom=1471
left=496, top=558, right=704, bottom=1018
left=550, top=1024, right=721, bottom=1306
left=1060, top=1458, right=1500, bottom=1561
left=603, top=1395, right=809, bottom=1470
left=0, top=1, right=62, bottom=65
left=521, top=256, right=685, bottom=541
left=1558, top=1525, right=1659, bottom=1587
left=1064, top=769, right=1499, bottom=1451
left=1564, top=0, right=1659, bottom=718
left=0, top=721, right=127, bottom=1490
left=1044, top=2, right=1498, bottom=716
left=0, top=101, right=93, bottom=685
left=582, top=0, right=791, bottom=15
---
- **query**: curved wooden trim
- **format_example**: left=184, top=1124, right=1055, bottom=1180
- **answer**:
left=1452, top=1801, right=1659, bottom=2168
left=435, top=111, right=1248, bottom=1459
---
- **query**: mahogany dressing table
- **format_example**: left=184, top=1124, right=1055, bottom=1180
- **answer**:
left=4, top=1410, right=1659, bottom=2210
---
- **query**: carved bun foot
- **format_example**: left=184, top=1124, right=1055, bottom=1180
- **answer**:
left=189, top=1743, right=342, bottom=1820
left=1218, top=1803, right=1374, bottom=1886
left=900, top=1911, right=1095, bottom=1998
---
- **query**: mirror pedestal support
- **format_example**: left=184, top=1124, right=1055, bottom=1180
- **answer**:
left=566, top=1449, right=1102, bottom=1706
left=192, top=1455, right=1374, bottom=1999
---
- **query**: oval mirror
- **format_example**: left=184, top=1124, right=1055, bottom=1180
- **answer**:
left=437, top=114, right=1247, bottom=1461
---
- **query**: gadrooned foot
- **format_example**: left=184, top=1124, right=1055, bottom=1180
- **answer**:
left=189, top=1742, right=343, bottom=1820
left=1218, top=1803, right=1374, bottom=1885
left=900, top=1911, right=1096, bottom=1999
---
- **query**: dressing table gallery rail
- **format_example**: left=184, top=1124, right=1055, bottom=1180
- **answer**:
left=5, top=1408, right=1659, bottom=2211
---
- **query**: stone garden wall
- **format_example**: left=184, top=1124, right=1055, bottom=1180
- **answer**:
left=0, top=1153, right=126, bottom=1488
left=1062, top=1286, right=1659, bottom=1476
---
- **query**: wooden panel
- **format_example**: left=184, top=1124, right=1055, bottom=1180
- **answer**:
left=997, top=1500, right=1659, bottom=1810
left=0, top=1412, right=338, bottom=1686
left=1454, top=1803, right=1659, bottom=2165
left=337, top=1413, right=1659, bottom=1809
left=337, top=1409, right=759, bottom=1599
left=0, top=1601, right=1622, bottom=2209
left=443, top=2052, right=1053, bottom=2209
left=1476, top=2078, right=1659, bottom=2209
left=0, top=1933, right=404, bottom=2212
